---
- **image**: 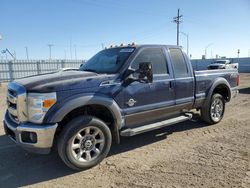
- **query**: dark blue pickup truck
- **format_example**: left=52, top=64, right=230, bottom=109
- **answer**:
left=3, top=44, right=239, bottom=170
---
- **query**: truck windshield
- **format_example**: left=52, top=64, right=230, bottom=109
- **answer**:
left=212, top=61, right=227, bottom=64
left=80, top=47, right=135, bottom=74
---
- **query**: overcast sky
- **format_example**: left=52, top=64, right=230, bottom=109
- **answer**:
left=0, top=0, right=250, bottom=60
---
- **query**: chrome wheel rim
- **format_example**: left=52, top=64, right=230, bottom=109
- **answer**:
left=70, top=126, right=105, bottom=162
left=210, top=98, right=223, bottom=122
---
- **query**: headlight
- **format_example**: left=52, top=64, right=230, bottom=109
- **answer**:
left=27, top=92, right=57, bottom=123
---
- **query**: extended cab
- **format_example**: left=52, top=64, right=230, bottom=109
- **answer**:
left=3, top=44, right=239, bottom=170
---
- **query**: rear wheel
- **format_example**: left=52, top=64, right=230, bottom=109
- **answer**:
left=201, top=93, right=225, bottom=124
left=58, top=116, right=112, bottom=170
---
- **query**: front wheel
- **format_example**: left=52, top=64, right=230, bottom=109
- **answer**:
left=201, top=93, right=225, bottom=124
left=58, top=116, right=112, bottom=170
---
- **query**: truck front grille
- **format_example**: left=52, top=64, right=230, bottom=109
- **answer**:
left=7, top=82, right=27, bottom=123
left=7, top=89, right=19, bottom=122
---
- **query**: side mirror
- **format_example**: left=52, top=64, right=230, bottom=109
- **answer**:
left=138, top=62, right=153, bottom=83
left=124, top=62, right=153, bottom=86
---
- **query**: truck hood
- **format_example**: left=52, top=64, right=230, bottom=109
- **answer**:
left=15, top=71, right=112, bottom=92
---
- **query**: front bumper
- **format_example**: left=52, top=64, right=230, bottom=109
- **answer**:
left=3, top=112, right=58, bottom=154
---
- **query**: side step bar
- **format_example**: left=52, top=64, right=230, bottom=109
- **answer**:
left=120, top=115, right=192, bottom=137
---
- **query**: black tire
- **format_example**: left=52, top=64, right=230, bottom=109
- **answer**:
left=57, top=116, right=112, bottom=171
left=201, top=93, right=225, bottom=124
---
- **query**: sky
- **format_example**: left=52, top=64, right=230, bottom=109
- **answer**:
left=0, top=0, right=250, bottom=60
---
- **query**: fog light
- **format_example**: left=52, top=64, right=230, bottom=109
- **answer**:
left=29, top=132, right=37, bottom=143
left=21, top=131, right=37, bottom=143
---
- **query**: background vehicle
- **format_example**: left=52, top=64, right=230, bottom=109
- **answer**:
left=207, top=59, right=238, bottom=70
left=3, top=44, right=239, bottom=170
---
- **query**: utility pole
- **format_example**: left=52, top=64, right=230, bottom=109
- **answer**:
left=70, top=39, right=72, bottom=60
left=237, top=49, right=240, bottom=58
left=173, top=8, right=183, bottom=46
left=64, top=50, right=67, bottom=60
left=25, top=46, right=29, bottom=60
left=74, top=45, right=77, bottom=60
left=48, top=44, right=53, bottom=59
left=13, top=51, right=16, bottom=59
left=205, top=43, right=213, bottom=59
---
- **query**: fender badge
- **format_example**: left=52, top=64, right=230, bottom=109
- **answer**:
left=126, top=98, right=137, bottom=107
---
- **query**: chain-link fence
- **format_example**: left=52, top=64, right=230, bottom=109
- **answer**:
left=0, top=59, right=84, bottom=82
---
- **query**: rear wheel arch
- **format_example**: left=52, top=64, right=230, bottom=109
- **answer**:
left=200, top=78, right=230, bottom=124
left=212, top=84, right=230, bottom=102
left=207, top=78, right=231, bottom=103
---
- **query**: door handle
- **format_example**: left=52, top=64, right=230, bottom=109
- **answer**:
left=169, top=81, right=173, bottom=89
left=163, top=80, right=174, bottom=89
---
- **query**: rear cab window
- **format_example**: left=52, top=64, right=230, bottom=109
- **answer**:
left=169, top=48, right=189, bottom=78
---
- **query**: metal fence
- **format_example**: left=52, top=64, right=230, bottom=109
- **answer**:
left=0, top=60, right=84, bottom=82
left=1, top=57, right=250, bottom=82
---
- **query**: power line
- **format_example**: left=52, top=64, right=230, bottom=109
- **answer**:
left=172, top=8, right=183, bottom=46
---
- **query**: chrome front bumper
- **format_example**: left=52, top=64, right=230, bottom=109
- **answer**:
left=3, top=112, right=58, bottom=154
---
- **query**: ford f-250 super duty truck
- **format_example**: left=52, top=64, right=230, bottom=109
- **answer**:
left=3, top=44, right=239, bottom=170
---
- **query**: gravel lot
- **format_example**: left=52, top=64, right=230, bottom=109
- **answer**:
left=0, top=74, right=249, bottom=188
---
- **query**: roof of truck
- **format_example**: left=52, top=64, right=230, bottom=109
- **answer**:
left=107, top=44, right=182, bottom=49
left=136, top=44, right=181, bottom=48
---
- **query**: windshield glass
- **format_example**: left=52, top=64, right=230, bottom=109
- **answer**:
left=212, top=60, right=227, bottom=64
left=80, top=47, right=135, bottom=74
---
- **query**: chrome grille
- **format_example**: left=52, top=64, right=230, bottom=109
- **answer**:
left=7, top=89, right=18, bottom=121
left=7, top=82, right=27, bottom=123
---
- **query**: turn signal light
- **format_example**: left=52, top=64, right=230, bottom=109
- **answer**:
left=43, top=99, right=56, bottom=108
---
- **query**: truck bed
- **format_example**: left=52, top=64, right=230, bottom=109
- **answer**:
left=193, top=69, right=238, bottom=108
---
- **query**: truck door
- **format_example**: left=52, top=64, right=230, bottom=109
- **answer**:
left=168, top=48, right=195, bottom=109
left=123, top=47, right=176, bottom=127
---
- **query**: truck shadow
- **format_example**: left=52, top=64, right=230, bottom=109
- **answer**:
left=109, top=119, right=205, bottom=156
left=239, top=87, right=250, bottom=94
left=0, top=119, right=208, bottom=187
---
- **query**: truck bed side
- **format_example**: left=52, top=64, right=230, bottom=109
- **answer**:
left=193, top=69, right=238, bottom=108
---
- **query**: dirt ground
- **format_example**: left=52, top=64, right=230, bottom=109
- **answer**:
left=0, top=74, right=249, bottom=188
